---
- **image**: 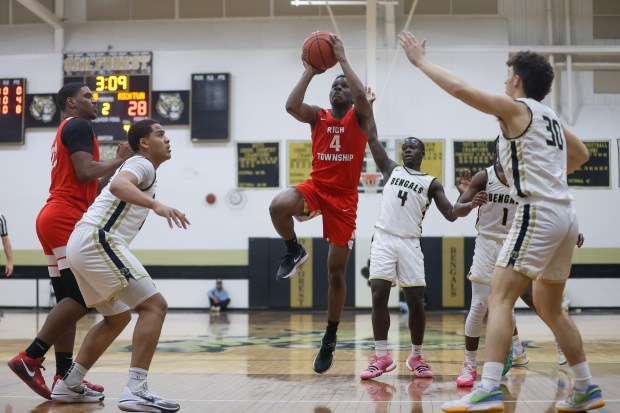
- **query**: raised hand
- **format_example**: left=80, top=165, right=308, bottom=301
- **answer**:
left=455, top=168, right=472, bottom=194
left=398, top=31, right=427, bottom=66
left=115, top=142, right=134, bottom=161
left=365, top=87, right=376, bottom=105
left=329, top=34, right=346, bottom=62
left=302, top=56, right=325, bottom=75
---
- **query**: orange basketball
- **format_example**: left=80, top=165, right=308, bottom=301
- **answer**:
left=302, top=31, right=337, bottom=71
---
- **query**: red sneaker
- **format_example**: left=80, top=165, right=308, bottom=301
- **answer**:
left=7, top=351, right=51, bottom=399
left=53, top=374, right=104, bottom=392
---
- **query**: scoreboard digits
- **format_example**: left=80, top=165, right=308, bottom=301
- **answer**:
left=0, top=78, right=26, bottom=144
left=64, top=74, right=150, bottom=142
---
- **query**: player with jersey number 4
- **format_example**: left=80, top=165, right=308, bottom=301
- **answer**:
left=269, top=33, right=372, bottom=374
left=396, top=31, right=604, bottom=412
left=360, top=88, right=484, bottom=381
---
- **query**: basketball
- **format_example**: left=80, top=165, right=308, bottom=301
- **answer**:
left=206, top=193, right=216, bottom=204
left=302, top=31, right=337, bottom=71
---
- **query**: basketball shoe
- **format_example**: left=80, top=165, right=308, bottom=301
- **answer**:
left=555, top=384, right=605, bottom=412
left=406, top=355, right=433, bottom=378
left=456, top=361, right=477, bottom=387
left=118, top=383, right=180, bottom=413
left=276, top=245, right=308, bottom=281
left=313, top=339, right=335, bottom=374
left=52, top=374, right=104, bottom=393
left=557, top=343, right=567, bottom=365
left=441, top=384, right=504, bottom=412
left=50, top=379, right=105, bottom=403
left=503, top=344, right=513, bottom=375
left=512, top=348, right=529, bottom=367
left=7, top=351, right=51, bottom=399
left=360, top=354, right=397, bottom=379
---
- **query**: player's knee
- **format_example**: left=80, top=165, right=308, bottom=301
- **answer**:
left=327, top=271, right=346, bottom=288
left=107, top=311, right=132, bottom=330
left=370, top=289, right=389, bottom=307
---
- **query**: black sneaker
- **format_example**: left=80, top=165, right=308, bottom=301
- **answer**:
left=313, top=340, right=336, bottom=374
left=275, top=246, right=309, bottom=281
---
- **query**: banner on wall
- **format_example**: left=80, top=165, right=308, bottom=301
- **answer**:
left=568, top=141, right=611, bottom=188
left=397, top=139, right=444, bottom=184
left=287, top=141, right=313, bottom=186
left=453, top=140, right=495, bottom=184
left=236, top=142, right=280, bottom=188
left=441, top=237, right=465, bottom=308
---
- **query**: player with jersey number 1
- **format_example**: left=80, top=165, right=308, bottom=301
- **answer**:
left=397, top=31, right=604, bottom=412
left=360, top=88, right=484, bottom=381
left=269, top=33, right=372, bottom=374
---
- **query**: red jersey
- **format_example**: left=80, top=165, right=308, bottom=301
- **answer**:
left=46, top=117, right=100, bottom=212
left=310, top=107, right=368, bottom=194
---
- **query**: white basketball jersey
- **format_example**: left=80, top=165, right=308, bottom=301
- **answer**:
left=498, top=98, right=572, bottom=204
left=78, top=156, right=157, bottom=245
left=476, top=165, right=518, bottom=240
left=375, top=166, right=436, bottom=238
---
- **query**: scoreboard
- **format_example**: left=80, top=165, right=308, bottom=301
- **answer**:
left=64, top=74, right=150, bottom=142
left=0, top=78, right=26, bottom=144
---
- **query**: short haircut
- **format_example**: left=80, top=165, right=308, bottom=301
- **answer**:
left=57, top=82, right=86, bottom=111
left=334, top=74, right=346, bottom=82
left=127, top=118, right=158, bottom=152
left=404, top=136, right=425, bottom=152
left=506, top=51, right=554, bottom=102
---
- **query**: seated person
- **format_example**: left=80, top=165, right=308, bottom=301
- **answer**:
left=208, top=279, right=230, bottom=312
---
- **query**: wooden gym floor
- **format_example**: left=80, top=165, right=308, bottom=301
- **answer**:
left=0, top=309, right=618, bottom=412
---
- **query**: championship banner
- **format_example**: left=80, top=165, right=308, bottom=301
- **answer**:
left=441, top=237, right=465, bottom=308
left=236, top=142, right=280, bottom=188
left=568, top=140, right=610, bottom=188
left=453, top=140, right=495, bottom=184
left=287, top=141, right=313, bottom=186
left=291, top=238, right=313, bottom=308
left=397, top=139, right=444, bottom=184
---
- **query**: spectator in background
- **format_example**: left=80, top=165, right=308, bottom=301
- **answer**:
left=1, top=213, right=14, bottom=277
left=208, top=279, right=230, bottom=312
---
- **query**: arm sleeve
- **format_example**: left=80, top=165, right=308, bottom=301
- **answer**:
left=0, top=214, right=7, bottom=237
left=60, top=118, right=95, bottom=155
left=121, top=157, right=156, bottom=190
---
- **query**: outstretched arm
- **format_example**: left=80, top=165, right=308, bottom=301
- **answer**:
left=430, top=178, right=486, bottom=222
left=110, top=171, right=190, bottom=229
left=285, top=60, right=323, bottom=125
left=330, top=35, right=372, bottom=132
left=398, top=32, right=525, bottom=122
left=453, top=170, right=489, bottom=217
left=366, top=88, right=397, bottom=178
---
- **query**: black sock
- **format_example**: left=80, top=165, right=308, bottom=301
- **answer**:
left=55, top=352, right=73, bottom=377
left=25, top=338, right=50, bottom=359
left=324, top=320, right=339, bottom=343
left=284, top=237, right=300, bottom=254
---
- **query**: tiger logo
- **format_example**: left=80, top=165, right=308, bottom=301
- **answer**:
left=156, top=93, right=184, bottom=121
left=30, top=95, right=57, bottom=123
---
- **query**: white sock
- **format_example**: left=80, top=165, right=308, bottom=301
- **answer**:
left=412, top=344, right=422, bottom=357
left=571, top=361, right=593, bottom=390
left=465, top=350, right=477, bottom=365
left=480, top=362, right=503, bottom=390
left=63, top=362, right=88, bottom=388
left=127, top=367, right=149, bottom=392
left=512, top=334, right=523, bottom=353
left=374, top=340, right=388, bottom=357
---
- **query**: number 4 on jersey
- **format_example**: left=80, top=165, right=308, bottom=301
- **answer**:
left=398, top=190, right=408, bottom=206
left=330, top=135, right=341, bottom=152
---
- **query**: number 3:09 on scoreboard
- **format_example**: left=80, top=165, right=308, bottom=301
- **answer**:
left=64, top=74, right=150, bottom=142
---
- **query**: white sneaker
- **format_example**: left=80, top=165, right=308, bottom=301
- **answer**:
left=557, top=343, right=567, bottom=365
left=512, top=349, right=529, bottom=367
left=51, top=379, right=105, bottom=403
left=118, top=383, right=180, bottom=413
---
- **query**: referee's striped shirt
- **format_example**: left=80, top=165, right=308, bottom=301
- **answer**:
left=0, top=214, right=7, bottom=237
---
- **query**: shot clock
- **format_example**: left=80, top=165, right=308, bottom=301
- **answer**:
left=64, top=74, right=150, bottom=142
left=0, top=78, right=26, bottom=144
